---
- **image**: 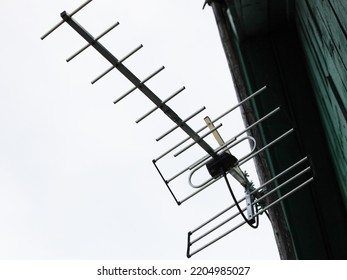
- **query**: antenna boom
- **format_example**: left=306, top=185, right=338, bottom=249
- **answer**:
left=60, top=11, right=218, bottom=159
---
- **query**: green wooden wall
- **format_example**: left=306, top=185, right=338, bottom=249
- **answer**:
left=216, top=0, right=347, bottom=259
left=296, top=0, right=347, bottom=208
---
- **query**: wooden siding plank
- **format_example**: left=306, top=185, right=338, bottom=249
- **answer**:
left=311, top=0, right=347, bottom=109
left=296, top=0, right=347, bottom=205
left=329, top=0, right=347, bottom=37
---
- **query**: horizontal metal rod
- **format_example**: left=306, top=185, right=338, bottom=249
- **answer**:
left=179, top=175, right=223, bottom=204
left=254, top=166, right=311, bottom=205
left=191, top=207, right=242, bottom=245
left=91, top=66, right=113, bottom=84
left=189, top=219, right=246, bottom=257
left=189, top=177, right=314, bottom=257
left=41, top=0, right=93, bottom=40
left=239, top=128, right=294, bottom=166
left=118, top=44, right=144, bottom=64
left=232, top=107, right=280, bottom=139
left=250, top=156, right=308, bottom=193
left=260, top=177, right=314, bottom=214
left=190, top=195, right=237, bottom=235
left=113, top=66, right=165, bottom=104
left=91, top=44, right=143, bottom=84
left=156, top=106, right=206, bottom=141
left=166, top=166, right=191, bottom=184
left=154, top=130, right=209, bottom=163
left=174, top=123, right=223, bottom=157
left=154, top=136, right=192, bottom=162
left=154, top=120, right=217, bottom=162
left=188, top=153, right=213, bottom=171
left=157, top=133, right=203, bottom=162
left=66, top=21, right=119, bottom=62
left=230, top=136, right=257, bottom=165
left=136, top=86, right=186, bottom=123
left=165, top=144, right=216, bottom=184
left=211, top=85, right=267, bottom=124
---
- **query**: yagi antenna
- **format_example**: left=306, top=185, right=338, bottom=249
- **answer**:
left=42, top=1, right=315, bottom=258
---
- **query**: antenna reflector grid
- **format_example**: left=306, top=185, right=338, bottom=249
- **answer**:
left=186, top=156, right=314, bottom=258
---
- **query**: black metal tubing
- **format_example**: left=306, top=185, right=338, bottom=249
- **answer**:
left=186, top=231, right=192, bottom=258
left=152, top=160, right=181, bottom=206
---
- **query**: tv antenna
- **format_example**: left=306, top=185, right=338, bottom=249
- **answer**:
left=41, top=0, right=314, bottom=258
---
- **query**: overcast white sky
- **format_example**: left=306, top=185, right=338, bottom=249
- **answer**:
left=0, top=0, right=279, bottom=259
